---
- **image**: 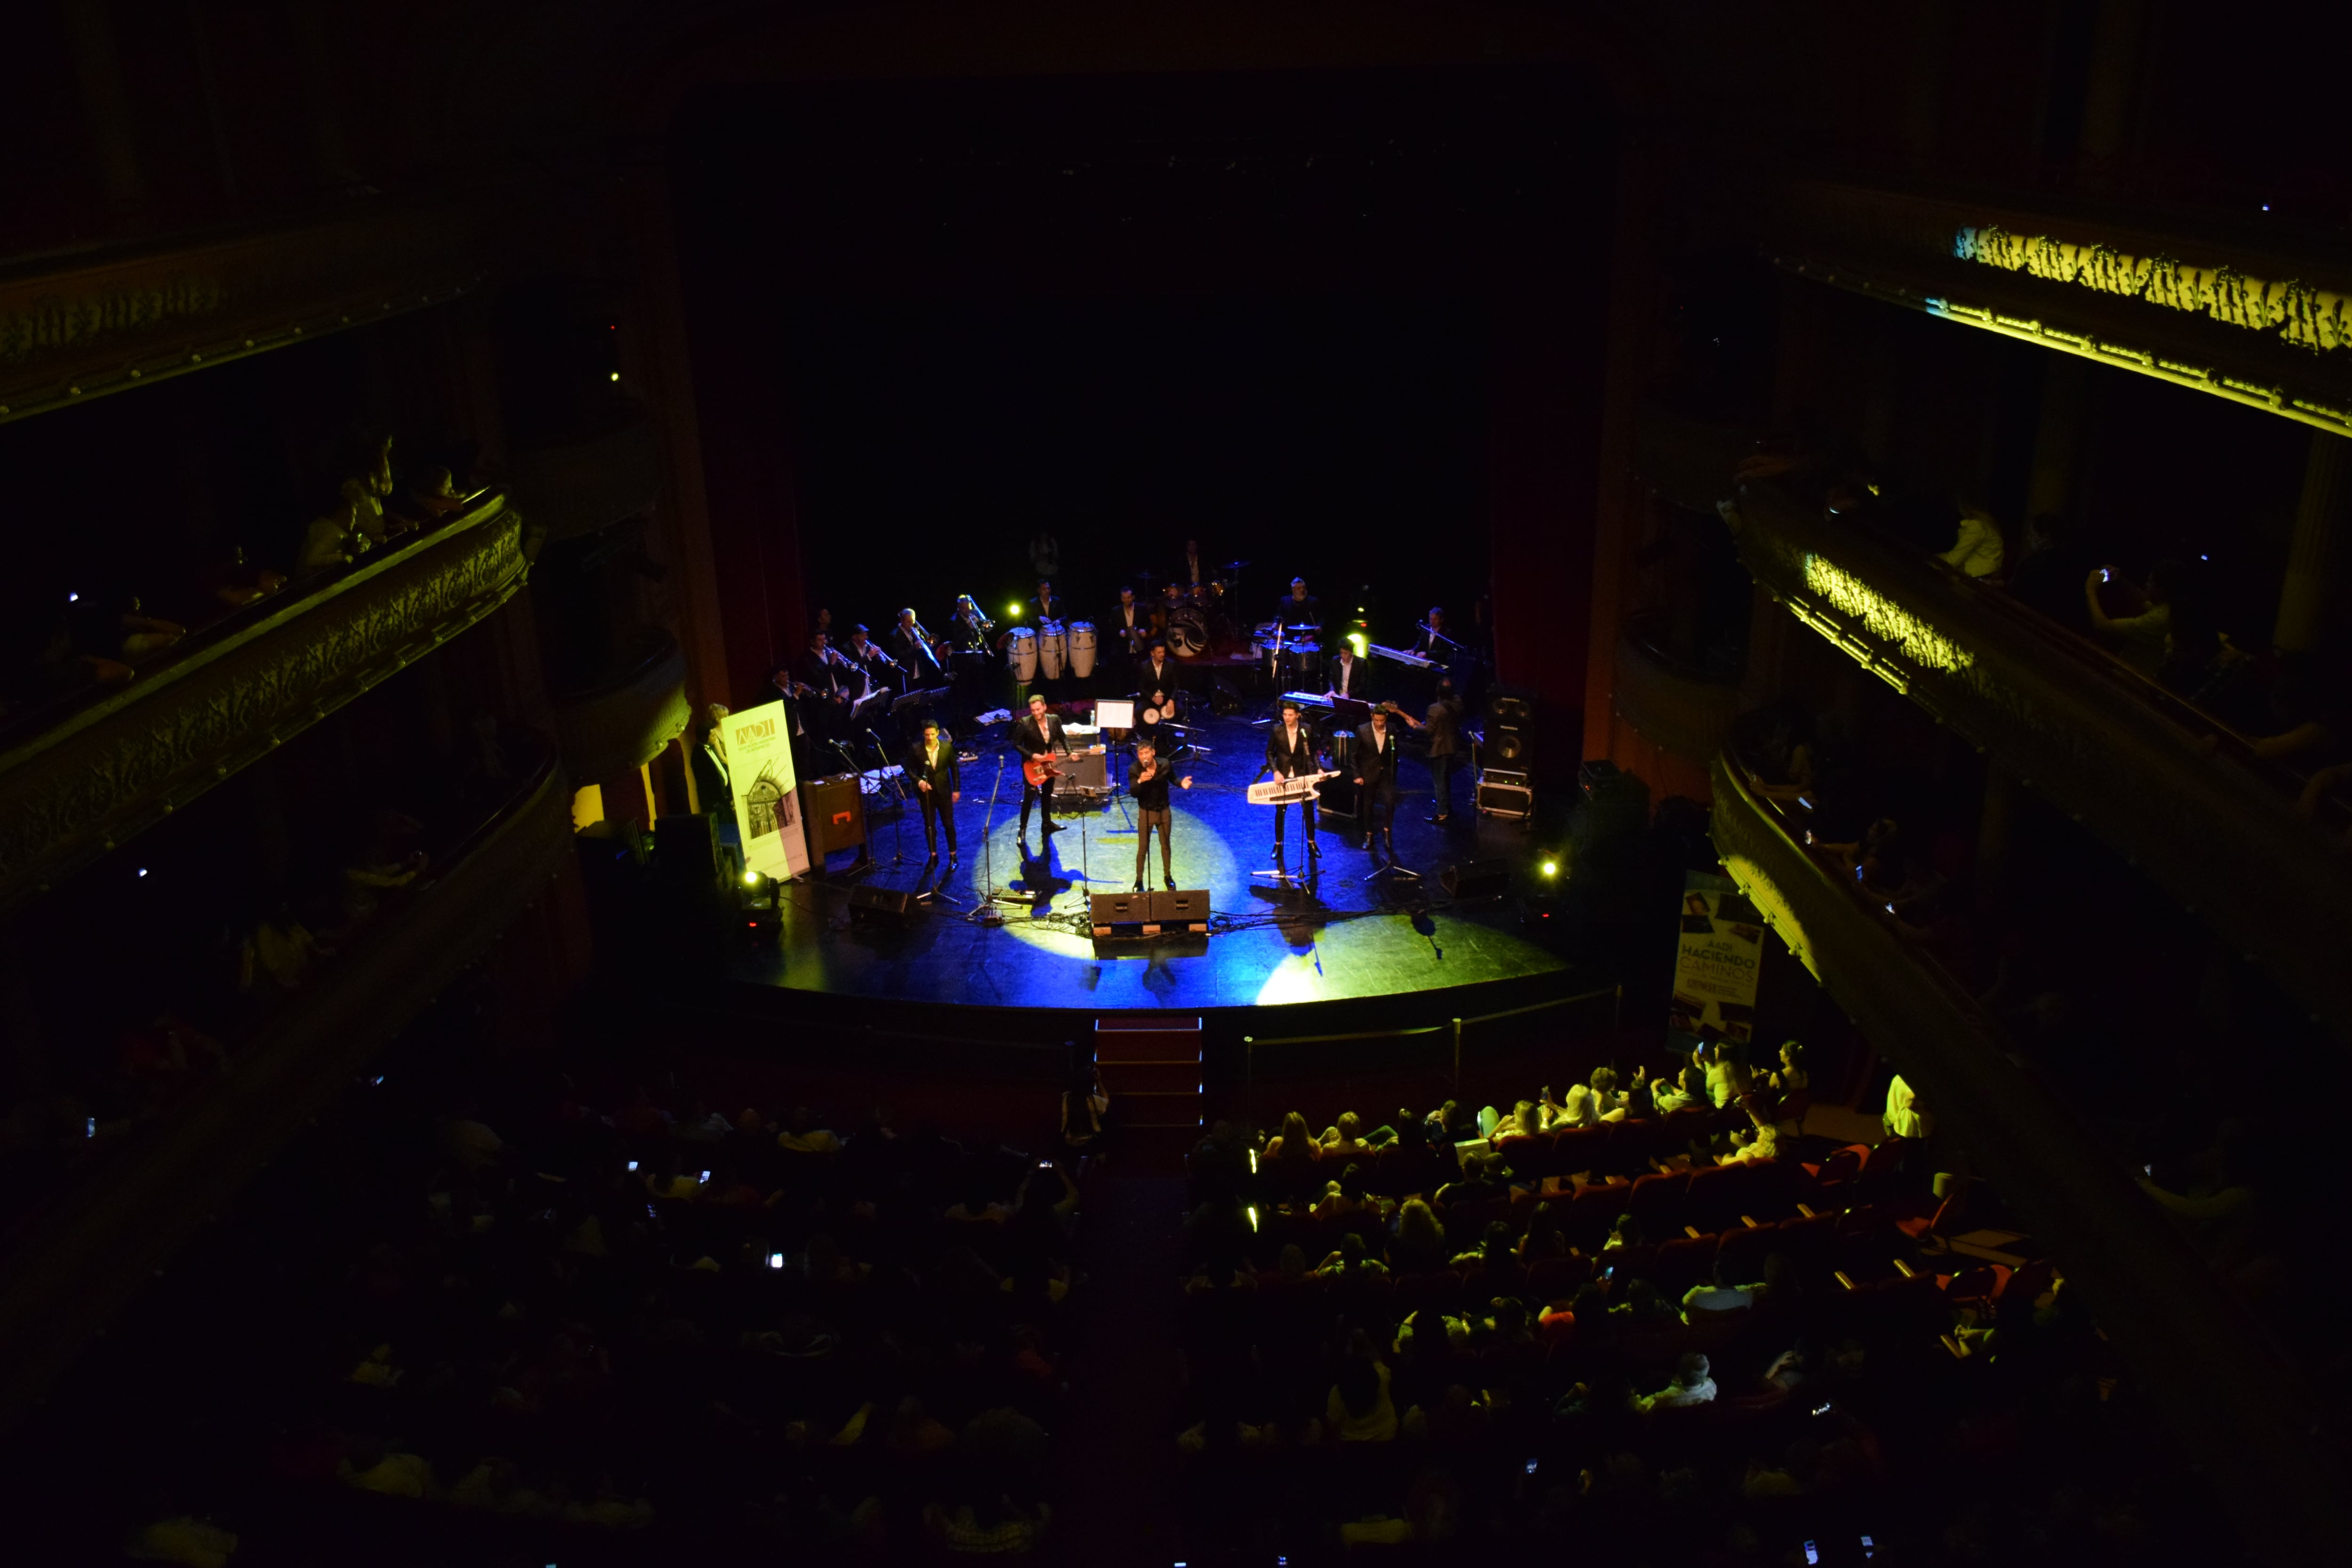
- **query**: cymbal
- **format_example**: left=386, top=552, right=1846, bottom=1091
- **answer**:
left=1223, top=559, right=1251, bottom=571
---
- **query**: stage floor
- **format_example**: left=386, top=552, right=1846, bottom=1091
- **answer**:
left=728, top=708, right=1577, bottom=1012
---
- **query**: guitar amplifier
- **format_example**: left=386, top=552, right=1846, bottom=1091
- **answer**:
left=1476, top=767, right=1534, bottom=820
left=1150, top=888, right=1210, bottom=932
left=1064, top=747, right=1108, bottom=792
left=803, top=773, right=868, bottom=854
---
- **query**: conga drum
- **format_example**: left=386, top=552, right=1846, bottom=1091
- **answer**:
left=1067, top=621, right=1097, bottom=678
left=1037, top=619, right=1068, bottom=679
left=1007, top=627, right=1039, bottom=683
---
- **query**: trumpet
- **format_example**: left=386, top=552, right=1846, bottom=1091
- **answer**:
left=956, top=595, right=996, bottom=633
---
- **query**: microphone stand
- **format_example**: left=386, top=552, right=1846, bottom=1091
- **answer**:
left=865, top=729, right=910, bottom=869
left=982, top=750, right=1025, bottom=911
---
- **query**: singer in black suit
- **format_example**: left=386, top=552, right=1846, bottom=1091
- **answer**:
left=1011, top=693, right=1071, bottom=844
left=1353, top=705, right=1407, bottom=868
left=1263, top=697, right=1325, bottom=862
left=904, top=718, right=961, bottom=863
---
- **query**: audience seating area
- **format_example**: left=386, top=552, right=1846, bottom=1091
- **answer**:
left=1163, top=1091, right=2228, bottom=1561
left=67, top=1039, right=1088, bottom=1565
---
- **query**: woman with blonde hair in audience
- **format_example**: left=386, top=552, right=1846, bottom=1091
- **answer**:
left=1319, top=1109, right=1375, bottom=1159
left=1263, top=1110, right=1321, bottom=1200
left=1540, top=1082, right=1597, bottom=1131
left=1389, top=1196, right=1449, bottom=1274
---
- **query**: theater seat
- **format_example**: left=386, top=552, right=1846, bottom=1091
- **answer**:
left=1551, top=1125, right=1609, bottom=1180
left=1626, top=1169, right=1689, bottom=1237
left=1652, top=1233, right=1718, bottom=1297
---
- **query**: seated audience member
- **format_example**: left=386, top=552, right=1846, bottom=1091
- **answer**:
left=1518, top=1200, right=1566, bottom=1262
left=1263, top=1110, right=1322, bottom=1194
left=1768, top=1039, right=1808, bottom=1094
left=1317, top=1230, right=1390, bottom=1282
left=1434, top=1153, right=1504, bottom=1209
left=1884, top=1074, right=1934, bottom=1140
left=776, top=1105, right=842, bottom=1154
left=1703, top=1041, right=1752, bottom=1108
left=1478, top=1098, right=1540, bottom=1139
left=1718, top=1113, right=1781, bottom=1165
left=1320, top=1109, right=1376, bottom=1158
left=1682, top=1259, right=1761, bottom=1324
left=1389, top=1197, right=1450, bottom=1274
left=1540, top=1081, right=1597, bottom=1131
left=1652, top=1062, right=1706, bottom=1114
left=2083, top=559, right=2181, bottom=677
left=107, top=596, right=187, bottom=660
left=1590, top=1065, right=1648, bottom=1121
left=1937, top=500, right=2006, bottom=579
left=1326, top=1338, right=1400, bottom=1442
left=1631, top=1352, right=1719, bottom=1413
left=1311, top=1163, right=1376, bottom=1223
left=1614, top=1278, right=1677, bottom=1329
left=1603, top=1214, right=1645, bottom=1252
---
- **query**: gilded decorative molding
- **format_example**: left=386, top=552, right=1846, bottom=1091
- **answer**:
left=0, top=204, right=483, bottom=425
left=0, top=497, right=528, bottom=910
left=1727, top=485, right=2350, bottom=1042
left=1706, top=753, right=2330, bottom=1558
left=1763, top=178, right=2352, bottom=441
left=1954, top=225, right=2352, bottom=354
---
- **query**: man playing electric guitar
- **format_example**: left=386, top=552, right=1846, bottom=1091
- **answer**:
left=1012, top=693, right=1072, bottom=849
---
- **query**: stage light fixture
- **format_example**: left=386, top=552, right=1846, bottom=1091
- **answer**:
left=608, top=372, right=619, bottom=382
left=1540, top=860, right=1558, bottom=878
left=1008, top=601, right=1023, bottom=616
left=742, top=870, right=760, bottom=886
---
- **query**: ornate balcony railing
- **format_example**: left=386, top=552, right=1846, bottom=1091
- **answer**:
left=0, top=203, right=482, bottom=428
left=0, top=743, right=572, bottom=1424
left=1708, top=754, right=2335, bottom=1557
left=0, top=492, right=530, bottom=912
left=1725, top=483, right=2351, bottom=1041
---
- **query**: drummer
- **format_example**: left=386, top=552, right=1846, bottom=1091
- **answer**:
left=1137, top=639, right=1180, bottom=703
left=1030, top=579, right=1065, bottom=626
left=1276, top=577, right=1324, bottom=645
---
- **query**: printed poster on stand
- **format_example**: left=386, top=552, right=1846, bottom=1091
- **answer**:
left=1667, top=870, right=1765, bottom=1057
left=726, top=700, right=810, bottom=881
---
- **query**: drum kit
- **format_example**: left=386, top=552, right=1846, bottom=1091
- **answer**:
left=1126, top=560, right=1244, bottom=658
left=1255, top=619, right=1323, bottom=686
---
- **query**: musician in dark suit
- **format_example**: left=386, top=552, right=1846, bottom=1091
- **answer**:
left=888, top=608, right=946, bottom=685
left=1409, top=605, right=1458, bottom=663
left=1030, top=580, right=1065, bottom=626
left=692, top=703, right=734, bottom=814
left=794, top=632, right=855, bottom=744
left=1136, top=642, right=1179, bottom=702
left=1011, top=693, right=1071, bottom=845
left=904, top=718, right=961, bottom=865
left=1326, top=644, right=1363, bottom=700
left=1263, top=697, right=1325, bottom=863
left=843, top=624, right=903, bottom=694
left=1128, top=740, right=1193, bottom=890
left=1109, top=587, right=1150, bottom=675
left=1353, top=704, right=1410, bottom=870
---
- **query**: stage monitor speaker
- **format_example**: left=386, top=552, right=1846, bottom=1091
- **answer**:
left=1441, top=860, right=1513, bottom=899
left=1151, top=888, right=1211, bottom=929
left=848, top=883, right=915, bottom=927
left=1486, top=687, right=1536, bottom=726
left=1090, top=891, right=1149, bottom=931
left=804, top=773, right=868, bottom=855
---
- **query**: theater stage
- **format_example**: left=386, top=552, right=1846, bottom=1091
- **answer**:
left=723, top=708, right=1594, bottom=1019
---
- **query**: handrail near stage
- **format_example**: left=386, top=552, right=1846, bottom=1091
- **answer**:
left=1240, top=984, right=1621, bottom=1131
